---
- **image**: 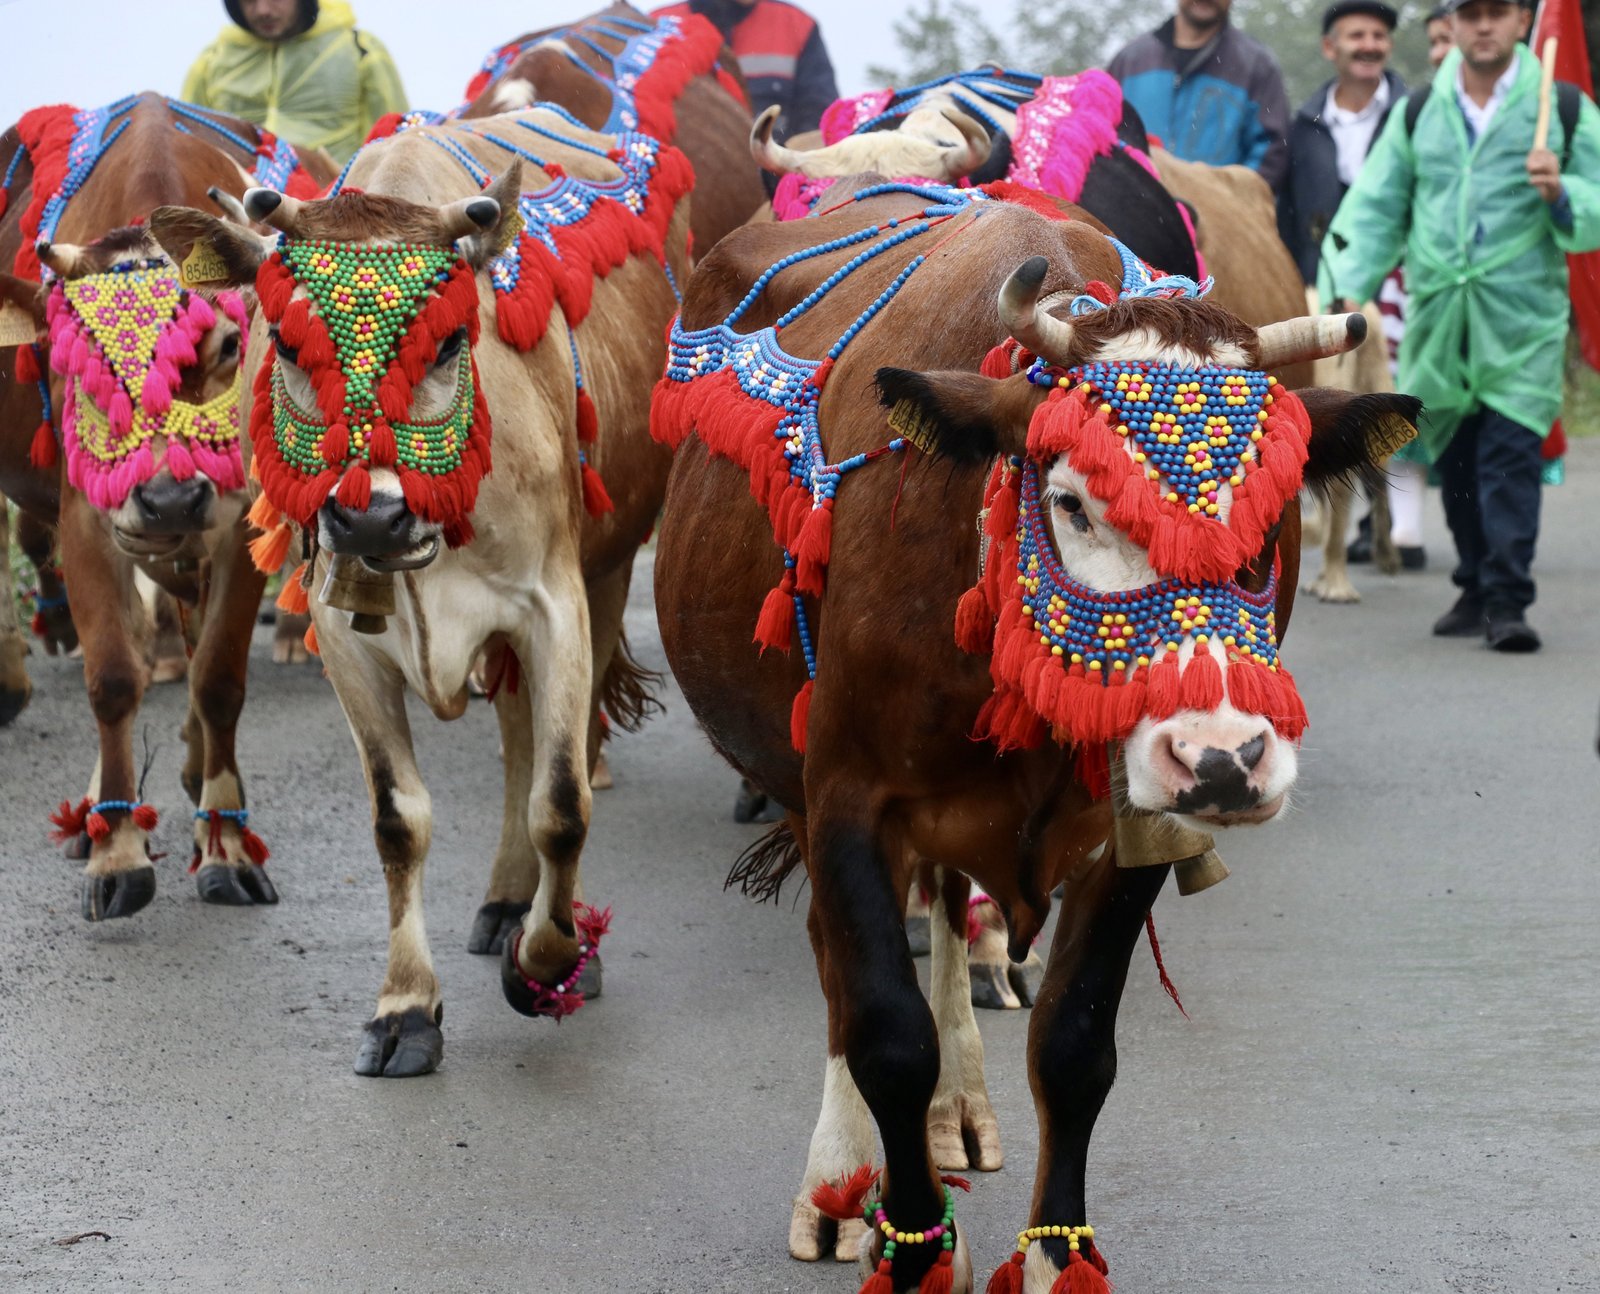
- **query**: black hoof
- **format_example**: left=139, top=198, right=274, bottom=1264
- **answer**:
left=81, top=866, right=157, bottom=921
left=905, top=915, right=931, bottom=958
left=196, top=862, right=279, bottom=905
left=732, top=779, right=768, bottom=823
left=0, top=686, right=29, bottom=727
left=1008, top=956, right=1043, bottom=1008
left=969, top=964, right=1018, bottom=1011
left=63, top=831, right=91, bottom=862
left=353, top=1005, right=443, bottom=1078
left=500, top=940, right=603, bottom=1018
left=467, top=900, right=530, bottom=955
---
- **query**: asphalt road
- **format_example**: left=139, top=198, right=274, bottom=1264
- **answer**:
left=2, top=446, right=1598, bottom=1293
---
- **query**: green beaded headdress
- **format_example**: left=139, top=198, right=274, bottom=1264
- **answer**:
left=249, top=236, right=490, bottom=547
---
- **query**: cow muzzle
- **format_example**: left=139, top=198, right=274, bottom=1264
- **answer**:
left=1122, top=711, right=1296, bottom=827
left=111, top=474, right=217, bottom=556
left=318, top=493, right=440, bottom=571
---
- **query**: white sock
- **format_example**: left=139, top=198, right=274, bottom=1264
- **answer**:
left=1387, top=461, right=1426, bottom=548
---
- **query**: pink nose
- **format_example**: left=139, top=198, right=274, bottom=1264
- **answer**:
left=1156, top=727, right=1276, bottom=815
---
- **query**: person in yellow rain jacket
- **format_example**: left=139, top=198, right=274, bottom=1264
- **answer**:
left=183, top=0, right=407, bottom=164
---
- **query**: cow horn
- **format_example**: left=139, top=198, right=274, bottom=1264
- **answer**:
left=750, top=104, right=813, bottom=175
left=1254, top=312, right=1368, bottom=367
left=937, top=106, right=991, bottom=177
left=35, top=240, right=83, bottom=277
left=998, top=257, right=1076, bottom=363
left=243, top=187, right=304, bottom=233
left=207, top=186, right=251, bottom=227
left=441, top=194, right=502, bottom=240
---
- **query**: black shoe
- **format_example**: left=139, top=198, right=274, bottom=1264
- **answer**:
left=1398, top=546, right=1426, bottom=571
left=1432, top=594, right=1486, bottom=637
left=1486, top=614, right=1541, bottom=653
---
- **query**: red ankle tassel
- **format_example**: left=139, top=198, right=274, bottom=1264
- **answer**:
left=811, top=1164, right=880, bottom=1221
left=86, top=811, right=111, bottom=842
left=858, top=1259, right=894, bottom=1294
left=581, top=461, right=613, bottom=516
left=919, top=1249, right=955, bottom=1294
left=49, top=797, right=91, bottom=843
left=753, top=578, right=794, bottom=653
left=986, top=1252, right=1026, bottom=1294
left=131, top=804, right=158, bottom=832
left=29, top=420, right=55, bottom=469
left=241, top=826, right=271, bottom=865
left=790, top=679, right=814, bottom=753
left=1049, top=1251, right=1111, bottom=1294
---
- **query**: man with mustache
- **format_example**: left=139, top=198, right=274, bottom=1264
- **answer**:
left=1109, top=0, right=1291, bottom=191
left=1321, top=0, right=1600, bottom=651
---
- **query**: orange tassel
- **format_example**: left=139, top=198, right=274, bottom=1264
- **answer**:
left=954, top=585, right=993, bottom=654
left=581, top=461, right=614, bottom=516
left=247, top=490, right=281, bottom=534
left=986, top=1252, right=1026, bottom=1294
left=276, top=565, right=310, bottom=614
left=790, top=679, right=815, bottom=753
left=303, top=623, right=320, bottom=656
left=753, top=579, right=794, bottom=653
left=249, top=523, right=292, bottom=575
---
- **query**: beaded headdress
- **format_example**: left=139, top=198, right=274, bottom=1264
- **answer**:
left=249, top=236, right=490, bottom=546
left=959, top=240, right=1311, bottom=751
left=42, top=259, right=249, bottom=511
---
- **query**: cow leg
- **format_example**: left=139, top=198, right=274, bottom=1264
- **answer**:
left=1307, top=476, right=1360, bottom=603
left=500, top=582, right=598, bottom=1018
left=904, top=863, right=932, bottom=957
left=791, top=883, right=875, bottom=1265
left=188, top=534, right=275, bottom=906
left=1018, top=861, right=1169, bottom=1291
left=468, top=666, right=537, bottom=955
left=968, top=885, right=1044, bottom=1010
left=808, top=808, right=960, bottom=1292
left=320, top=636, right=443, bottom=1078
left=926, top=867, right=1003, bottom=1173
left=0, top=493, right=31, bottom=726
left=56, top=495, right=156, bottom=920
left=18, top=512, right=76, bottom=655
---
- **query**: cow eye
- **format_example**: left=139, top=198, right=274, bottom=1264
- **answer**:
left=219, top=333, right=240, bottom=362
left=272, top=331, right=299, bottom=366
left=435, top=328, right=466, bottom=365
left=1054, top=492, right=1091, bottom=533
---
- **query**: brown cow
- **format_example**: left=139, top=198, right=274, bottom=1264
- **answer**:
left=652, top=182, right=1412, bottom=1290
left=150, top=105, right=690, bottom=1076
left=0, top=93, right=331, bottom=918
left=456, top=2, right=765, bottom=258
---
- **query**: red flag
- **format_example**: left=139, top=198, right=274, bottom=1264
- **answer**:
left=1533, top=0, right=1600, bottom=369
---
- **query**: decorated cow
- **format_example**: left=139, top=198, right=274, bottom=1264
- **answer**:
left=651, top=179, right=1415, bottom=1291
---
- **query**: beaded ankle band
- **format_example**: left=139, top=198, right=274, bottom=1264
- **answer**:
left=49, top=797, right=158, bottom=845
left=987, top=1223, right=1109, bottom=1294
left=861, top=1181, right=965, bottom=1294
left=192, top=808, right=271, bottom=871
left=513, top=902, right=610, bottom=1022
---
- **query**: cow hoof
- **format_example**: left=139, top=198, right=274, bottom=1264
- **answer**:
left=858, top=1222, right=972, bottom=1291
left=1008, top=949, right=1044, bottom=1007
left=81, top=866, right=157, bottom=921
left=929, top=1095, right=1004, bottom=1172
left=500, top=940, right=604, bottom=1018
left=354, top=1005, right=444, bottom=1078
left=149, top=655, right=188, bottom=685
left=467, top=900, right=530, bottom=955
left=788, top=1197, right=868, bottom=1262
left=0, top=680, right=30, bottom=727
left=905, top=914, right=931, bottom=958
left=970, top=962, right=1023, bottom=1011
left=62, top=831, right=91, bottom=862
left=732, top=779, right=768, bottom=823
left=196, top=862, right=279, bottom=906
left=1307, top=573, right=1360, bottom=604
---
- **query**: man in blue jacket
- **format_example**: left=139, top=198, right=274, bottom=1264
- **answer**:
left=1109, top=0, right=1291, bottom=190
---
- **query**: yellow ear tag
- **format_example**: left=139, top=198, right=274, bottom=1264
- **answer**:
left=887, top=397, right=940, bottom=454
left=1368, top=411, right=1418, bottom=460
left=0, top=302, right=38, bottom=347
left=180, top=240, right=231, bottom=288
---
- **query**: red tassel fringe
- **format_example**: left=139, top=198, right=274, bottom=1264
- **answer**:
left=1146, top=912, right=1188, bottom=1018
left=920, top=1251, right=955, bottom=1294
left=581, top=460, right=613, bottom=516
left=1049, top=1251, right=1111, bottom=1294
left=811, top=1164, right=881, bottom=1222
left=986, top=1252, right=1026, bottom=1294
left=753, top=576, right=795, bottom=653
left=49, top=797, right=90, bottom=843
left=790, top=679, right=815, bottom=753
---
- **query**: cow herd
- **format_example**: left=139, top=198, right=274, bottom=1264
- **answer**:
left=0, top=6, right=1418, bottom=1292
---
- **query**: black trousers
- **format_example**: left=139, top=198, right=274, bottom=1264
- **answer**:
left=1434, top=408, right=1544, bottom=617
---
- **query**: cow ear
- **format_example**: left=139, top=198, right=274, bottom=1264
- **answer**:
left=0, top=272, right=47, bottom=343
left=1299, top=388, right=1423, bottom=495
left=875, top=367, right=1042, bottom=462
left=147, top=206, right=274, bottom=289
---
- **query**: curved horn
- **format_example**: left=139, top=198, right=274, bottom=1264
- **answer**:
left=937, top=106, right=991, bottom=177
left=440, top=194, right=502, bottom=241
left=749, top=104, right=814, bottom=175
left=997, top=257, right=1077, bottom=363
left=243, top=187, right=305, bottom=234
left=1254, top=311, right=1368, bottom=368
left=35, top=240, right=84, bottom=278
left=207, top=186, right=251, bottom=227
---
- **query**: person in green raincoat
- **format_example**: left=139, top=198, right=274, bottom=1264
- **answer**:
left=183, top=0, right=407, bottom=165
left=1319, top=0, right=1600, bottom=652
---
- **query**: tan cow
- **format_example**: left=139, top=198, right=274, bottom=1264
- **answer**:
left=151, top=106, right=689, bottom=1076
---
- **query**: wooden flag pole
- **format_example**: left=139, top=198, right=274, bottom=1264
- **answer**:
left=1534, top=36, right=1559, bottom=151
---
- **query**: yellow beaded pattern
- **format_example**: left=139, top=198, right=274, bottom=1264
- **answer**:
left=1015, top=1223, right=1094, bottom=1254
left=71, top=370, right=244, bottom=465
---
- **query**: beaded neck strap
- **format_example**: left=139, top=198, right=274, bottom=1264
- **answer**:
left=250, top=236, right=489, bottom=543
left=42, top=260, right=249, bottom=510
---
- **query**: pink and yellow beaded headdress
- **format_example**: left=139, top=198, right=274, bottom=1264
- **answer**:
left=44, top=257, right=249, bottom=510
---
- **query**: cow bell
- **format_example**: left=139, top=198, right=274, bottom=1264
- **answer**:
left=318, top=552, right=395, bottom=635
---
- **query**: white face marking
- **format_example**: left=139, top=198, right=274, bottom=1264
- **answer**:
left=1041, top=459, right=1161, bottom=592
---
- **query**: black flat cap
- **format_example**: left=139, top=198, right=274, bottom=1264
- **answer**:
left=1323, top=0, right=1400, bottom=31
